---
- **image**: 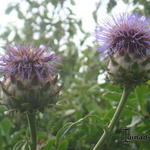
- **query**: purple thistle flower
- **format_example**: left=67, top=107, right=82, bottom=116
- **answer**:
left=0, top=45, right=59, bottom=82
left=95, top=13, right=150, bottom=57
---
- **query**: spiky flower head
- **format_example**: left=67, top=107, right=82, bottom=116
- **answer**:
left=95, top=14, right=150, bottom=86
left=0, top=45, right=61, bottom=112
left=96, top=13, right=150, bottom=57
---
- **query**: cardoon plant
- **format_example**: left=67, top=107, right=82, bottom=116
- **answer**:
left=0, top=45, right=61, bottom=150
left=93, top=14, right=150, bottom=150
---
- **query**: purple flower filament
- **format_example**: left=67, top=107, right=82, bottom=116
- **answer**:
left=0, top=45, right=58, bottom=82
left=95, top=14, right=150, bottom=57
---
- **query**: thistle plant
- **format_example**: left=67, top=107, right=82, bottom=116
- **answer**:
left=93, top=14, right=150, bottom=150
left=0, top=45, right=61, bottom=150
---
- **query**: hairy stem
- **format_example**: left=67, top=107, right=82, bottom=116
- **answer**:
left=93, top=86, right=131, bottom=150
left=26, top=111, right=37, bottom=150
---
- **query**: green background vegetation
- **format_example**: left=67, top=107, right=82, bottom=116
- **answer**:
left=0, top=0, right=150, bottom=149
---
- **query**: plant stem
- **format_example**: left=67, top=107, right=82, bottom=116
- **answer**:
left=26, top=111, right=37, bottom=150
left=93, top=86, right=131, bottom=150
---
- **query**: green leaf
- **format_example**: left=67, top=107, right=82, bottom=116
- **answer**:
left=0, top=118, right=13, bottom=135
left=42, top=137, right=56, bottom=150
left=57, top=140, right=68, bottom=150
left=5, top=6, right=14, bottom=14
left=107, top=0, right=117, bottom=13
left=127, top=116, right=141, bottom=128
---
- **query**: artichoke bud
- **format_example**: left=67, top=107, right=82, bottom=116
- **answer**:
left=96, top=13, right=150, bottom=86
left=0, top=45, right=61, bottom=112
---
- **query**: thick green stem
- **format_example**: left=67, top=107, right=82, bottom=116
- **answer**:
left=26, top=111, right=37, bottom=150
left=93, top=86, right=131, bottom=150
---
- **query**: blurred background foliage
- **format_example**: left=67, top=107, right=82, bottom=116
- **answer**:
left=0, top=0, right=150, bottom=150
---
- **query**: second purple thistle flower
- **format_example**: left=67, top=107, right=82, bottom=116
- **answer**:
left=95, top=14, right=150, bottom=86
left=96, top=13, right=150, bottom=56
